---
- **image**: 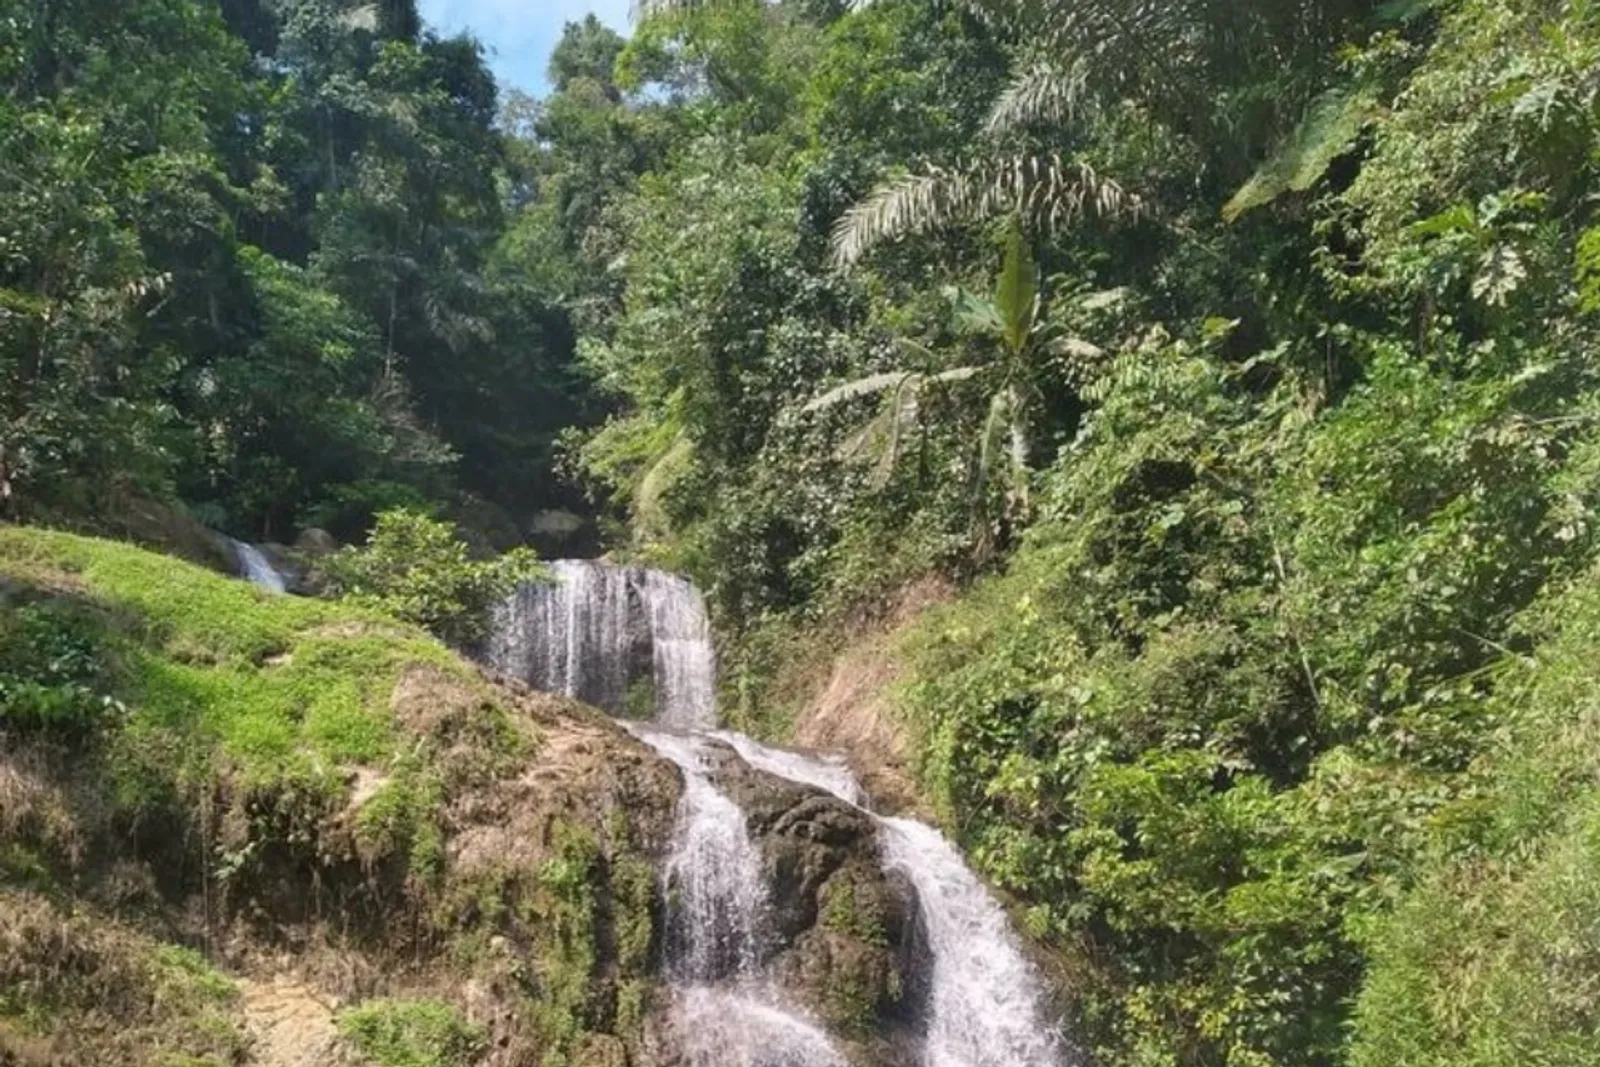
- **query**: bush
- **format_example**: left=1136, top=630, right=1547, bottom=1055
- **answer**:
left=0, top=603, right=118, bottom=736
left=336, top=998, right=486, bottom=1067
left=1350, top=568, right=1600, bottom=1067
left=321, top=509, right=545, bottom=649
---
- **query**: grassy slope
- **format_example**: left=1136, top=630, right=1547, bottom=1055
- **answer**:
left=0, top=526, right=675, bottom=1067
left=1350, top=569, right=1600, bottom=1067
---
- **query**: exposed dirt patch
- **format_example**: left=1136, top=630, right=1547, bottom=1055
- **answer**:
left=345, top=767, right=390, bottom=810
left=789, top=578, right=955, bottom=816
left=238, top=974, right=351, bottom=1067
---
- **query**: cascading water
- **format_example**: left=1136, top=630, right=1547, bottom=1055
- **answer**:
left=229, top=539, right=287, bottom=594
left=489, top=560, right=714, bottom=729
left=631, top=727, right=768, bottom=981
left=721, top=734, right=1067, bottom=1067
left=674, top=988, right=849, bottom=1067
left=487, top=559, right=1067, bottom=1067
left=629, top=724, right=848, bottom=1067
left=878, top=817, right=1065, bottom=1067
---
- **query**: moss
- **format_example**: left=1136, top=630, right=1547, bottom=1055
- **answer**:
left=529, top=824, right=603, bottom=1052
left=821, top=875, right=887, bottom=946
left=337, top=998, right=486, bottom=1067
left=824, top=964, right=881, bottom=1035
left=0, top=844, right=53, bottom=891
left=0, top=526, right=516, bottom=892
left=621, top=677, right=656, bottom=722
left=353, top=764, right=446, bottom=884
left=0, top=527, right=669, bottom=1067
left=610, top=851, right=657, bottom=975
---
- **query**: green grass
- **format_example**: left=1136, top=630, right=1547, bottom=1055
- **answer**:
left=0, top=524, right=506, bottom=870
left=151, top=944, right=238, bottom=1005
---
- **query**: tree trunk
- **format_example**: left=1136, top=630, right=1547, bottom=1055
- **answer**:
left=1007, top=384, right=1031, bottom=517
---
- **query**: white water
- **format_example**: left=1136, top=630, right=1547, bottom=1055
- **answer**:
left=229, top=539, right=287, bottom=594
left=711, top=730, right=866, bottom=808
left=879, top=817, right=1065, bottom=1067
left=489, top=560, right=715, bottom=729
left=709, top=734, right=1066, bottom=1067
left=632, top=727, right=769, bottom=981
left=673, top=987, right=849, bottom=1067
left=631, top=724, right=847, bottom=1067
left=487, top=563, right=1066, bottom=1067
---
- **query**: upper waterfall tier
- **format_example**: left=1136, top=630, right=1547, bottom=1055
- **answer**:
left=488, top=559, right=716, bottom=729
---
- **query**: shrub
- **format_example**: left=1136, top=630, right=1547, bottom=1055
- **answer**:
left=0, top=603, right=119, bottom=736
left=336, top=998, right=486, bottom=1067
left=321, top=509, right=545, bottom=649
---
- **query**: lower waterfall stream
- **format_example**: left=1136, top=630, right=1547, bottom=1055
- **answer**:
left=228, top=538, right=287, bottom=594
left=491, top=563, right=1067, bottom=1067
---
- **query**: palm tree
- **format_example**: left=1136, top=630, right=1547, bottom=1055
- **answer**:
left=803, top=222, right=1098, bottom=518
left=635, top=0, right=1374, bottom=263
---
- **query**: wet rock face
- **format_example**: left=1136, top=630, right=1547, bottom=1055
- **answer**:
left=699, top=742, right=925, bottom=1063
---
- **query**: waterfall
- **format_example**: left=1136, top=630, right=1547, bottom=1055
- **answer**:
left=488, top=562, right=1067, bottom=1067
left=632, top=727, right=769, bottom=981
left=878, top=817, right=1065, bottom=1067
left=674, top=989, right=848, bottom=1067
left=229, top=539, right=287, bottom=594
left=489, top=560, right=715, bottom=729
left=706, top=733, right=1068, bottom=1067
left=630, top=725, right=847, bottom=1067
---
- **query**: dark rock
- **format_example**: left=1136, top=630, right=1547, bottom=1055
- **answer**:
left=107, top=490, right=234, bottom=574
left=452, top=495, right=526, bottom=556
left=293, top=527, right=340, bottom=556
left=699, top=741, right=921, bottom=1059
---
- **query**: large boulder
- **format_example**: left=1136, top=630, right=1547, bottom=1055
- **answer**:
left=701, top=742, right=925, bottom=1066
left=107, top=489, right=235, bottom=574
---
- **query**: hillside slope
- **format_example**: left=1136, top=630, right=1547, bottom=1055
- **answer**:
left=0, top=526, right=680, bottom=1067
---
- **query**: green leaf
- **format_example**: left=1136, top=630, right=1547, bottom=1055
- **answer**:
left=1224, top=87, right=1379, bottom=222
left=995, top=220, right=1039, bottom=356
left=947, top=287, right=1005, bottom=336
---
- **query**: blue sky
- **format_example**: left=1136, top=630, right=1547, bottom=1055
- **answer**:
left=418, top=0, right=632, bottom=96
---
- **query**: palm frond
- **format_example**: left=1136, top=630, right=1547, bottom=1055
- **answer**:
left=840, top=378, right=921, bottom=487
left=802, top=372, right=916, bottom=413
left=804, top=366, right=981, bottom=415
left=636, top=431, right=694, bottom=536
left=832, top=156, right=1140, bottom=267
left=985, top=59, right=1090, bottom=137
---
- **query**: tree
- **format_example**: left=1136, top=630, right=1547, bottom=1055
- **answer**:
left=803, top=221, right=1093, bottom=524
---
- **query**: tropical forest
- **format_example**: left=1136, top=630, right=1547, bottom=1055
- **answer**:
left=3, top=1, right=1599, bottom=1066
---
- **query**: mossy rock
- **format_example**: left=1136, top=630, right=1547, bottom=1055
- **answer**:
left=698, top=741, right=919, bottom=1054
